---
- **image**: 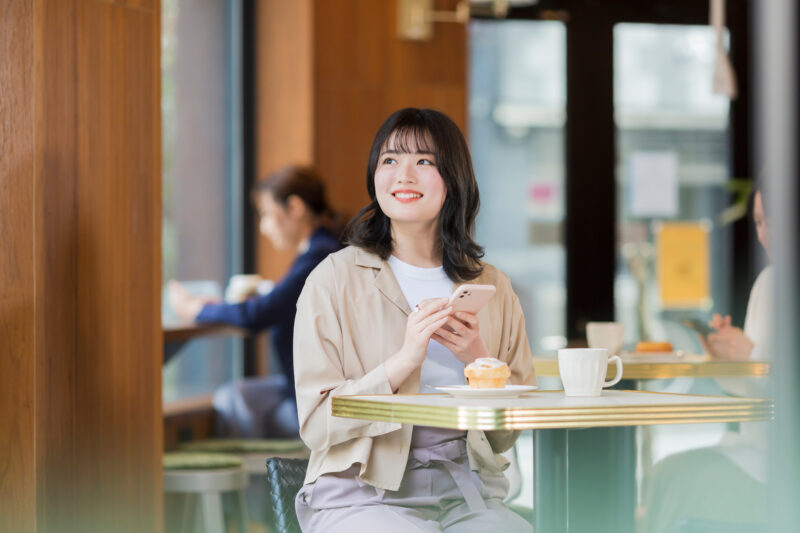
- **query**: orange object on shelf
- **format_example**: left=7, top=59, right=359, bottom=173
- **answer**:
left=635, top=341, right=674, bottom=353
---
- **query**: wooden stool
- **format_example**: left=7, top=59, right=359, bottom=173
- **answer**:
left=163, top=452, right=249, bottom=533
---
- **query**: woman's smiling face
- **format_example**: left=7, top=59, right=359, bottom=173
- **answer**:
left=373, top=130, right=447, bottom=226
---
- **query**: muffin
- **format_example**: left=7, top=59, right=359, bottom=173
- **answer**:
left=464, top=357, right=511, bottom=388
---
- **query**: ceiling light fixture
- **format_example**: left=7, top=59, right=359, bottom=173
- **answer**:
left=397, top=0, right=539, bottom=41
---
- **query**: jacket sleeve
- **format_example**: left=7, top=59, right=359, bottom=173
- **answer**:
left=486, top=275, right=537, bottom=453
left=196, top=252, right=321, bottom=331
left=293, top=265, right=401, bottom=452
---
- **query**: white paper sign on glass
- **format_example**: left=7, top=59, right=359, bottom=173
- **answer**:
left=629, top=151, right=678, bottom=218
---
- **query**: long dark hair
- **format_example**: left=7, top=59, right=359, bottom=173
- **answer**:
left=252, top=165, right=345, bottom=239
left=345, top=108, right=484, bottom=281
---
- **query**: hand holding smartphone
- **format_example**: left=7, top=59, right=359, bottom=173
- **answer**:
left=439, top=284, right=496, bottom=338
left=448, top=284, right=496, bottom=314
left=681, top=318, right=714, bottom=339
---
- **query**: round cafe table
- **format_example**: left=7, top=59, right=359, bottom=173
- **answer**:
left=162, top=321, right=247, bottom=364
left=530, top=352, right=770, bottom=532
left=332, top=390, right=772, bottom=533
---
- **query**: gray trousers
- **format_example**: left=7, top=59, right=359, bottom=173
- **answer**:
left=212, top=374, right=299, bottom=438
left=296, top=438, right=531, bottom=533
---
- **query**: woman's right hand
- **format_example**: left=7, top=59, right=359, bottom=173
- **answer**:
left=709, top=313, right=732, bottom=331
left=385, top=297, right=452, bottom=391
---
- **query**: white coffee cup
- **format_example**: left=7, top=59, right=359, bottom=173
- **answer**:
left=586, top=322, right=624, bottom=355
left=225, top=274, right=263, bottom=303
left=557, top=348, right=623, bottom=397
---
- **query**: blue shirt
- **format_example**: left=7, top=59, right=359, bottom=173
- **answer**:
left=196, top=227, right=342, bottom=398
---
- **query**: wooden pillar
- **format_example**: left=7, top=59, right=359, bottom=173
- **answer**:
left=1, top=1, right=162, bottom=532
left=255, top=0, right=315, bottom=281
left=313, top=0, right=468, bottom=223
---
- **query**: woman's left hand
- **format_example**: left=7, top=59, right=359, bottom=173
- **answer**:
left=432, top=311, right=490, bottom=365
left=706, top=326, right=754, bottom=361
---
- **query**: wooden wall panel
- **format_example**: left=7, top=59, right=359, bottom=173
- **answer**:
left=72, top=1, right=162, bottom=530
left=33, top=0, right=80, bottom=530
left=254, top=0, right=467, bottom=282
left=255, top=0, right=314, bottom=280
left=0, top=2, right=36, bottom=532
left=2, top=1, right=162, bottom=532
left=314, top=0, right=468, bottom=223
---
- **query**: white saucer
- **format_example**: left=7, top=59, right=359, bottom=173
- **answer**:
left=434, top=384, right=538, bottom=398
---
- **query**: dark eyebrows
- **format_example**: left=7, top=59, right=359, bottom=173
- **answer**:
left=379, top=149, right=435, bottom=156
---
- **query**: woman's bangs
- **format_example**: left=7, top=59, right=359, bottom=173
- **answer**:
left=382, top=126, right=436, bottom=155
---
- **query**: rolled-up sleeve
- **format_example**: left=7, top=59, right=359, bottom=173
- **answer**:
left=293, top=267, right=400, bottom=452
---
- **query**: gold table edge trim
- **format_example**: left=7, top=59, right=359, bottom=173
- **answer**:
left=332, top=395, right=773, bottom=431
left=532, top=358, right=771, bottom=379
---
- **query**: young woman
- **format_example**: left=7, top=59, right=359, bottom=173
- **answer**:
left=293, top=108, right=536, bottom=532
left=169, top=165, right=342, bottom=438
left=704, top=186, right=772, bottom=364
left=641, top=184, right=772, bottom=533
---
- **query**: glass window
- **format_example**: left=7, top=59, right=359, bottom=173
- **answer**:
left=614, top=23, right=732, bottom=354
left=161, top=0, right=243, bottom=402
left=614, top=23, right=740, bottom=510
left=469, top=20, right=567, bottom=354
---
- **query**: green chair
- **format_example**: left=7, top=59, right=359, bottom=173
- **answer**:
left=163, top=452, right=249, bottom=533
left=265, top=457, right=309, bottom=533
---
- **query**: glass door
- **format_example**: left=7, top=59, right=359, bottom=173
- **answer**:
left=614, top=23, right=733, bottom=355
left=469, top=19, right=568, bottom=355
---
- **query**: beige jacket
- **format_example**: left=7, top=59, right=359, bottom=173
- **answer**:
left=293, top=246, right=537, bottom=490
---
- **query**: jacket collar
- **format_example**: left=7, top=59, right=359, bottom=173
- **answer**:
left=354, top=247, right=384, bottom=268
left=354, top=247, right=412, bottom=316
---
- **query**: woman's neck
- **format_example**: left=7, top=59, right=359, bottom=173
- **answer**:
left=390, top=221, right=441, bottom=268
left=295, top=223, right=318, bottom=255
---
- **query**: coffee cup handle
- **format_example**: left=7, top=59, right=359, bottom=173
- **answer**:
left=603, top=355, right=623, bottom=388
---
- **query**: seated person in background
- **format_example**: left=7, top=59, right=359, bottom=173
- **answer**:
left=169, top=165, right=343, bottom=438
left=641, top=184, right=771, bottom=533
left=704, top=185, right=773, bottom=366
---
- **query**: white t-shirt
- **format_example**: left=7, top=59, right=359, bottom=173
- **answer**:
left=718, top=265, right=773, bottom=398
left=388, top=255, right=466, bottom=447
left=717, top=265, right=773, bottom=483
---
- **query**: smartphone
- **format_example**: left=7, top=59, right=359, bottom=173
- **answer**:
left=448, top=284, right=496, bottom=314
left=681, top=318, right=714, bottom=338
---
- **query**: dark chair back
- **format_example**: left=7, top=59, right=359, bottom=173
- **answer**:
left=266, top=457, right=309, bottom=533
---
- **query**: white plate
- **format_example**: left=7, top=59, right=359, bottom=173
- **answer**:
left=434, top=385, right=538, bottom=398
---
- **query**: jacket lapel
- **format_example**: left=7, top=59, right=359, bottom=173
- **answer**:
left=354, top=248, right=412, bottom=316
left=375, top=266, right=413, bottom=315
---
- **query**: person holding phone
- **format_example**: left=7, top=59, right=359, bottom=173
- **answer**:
left=292, top=108, right=536, bottom=532
left=168, top=165, right=343, bottom=438
left=641, top=184, right=772, bottom=533
left=702, top=185, right=773, bottom=366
